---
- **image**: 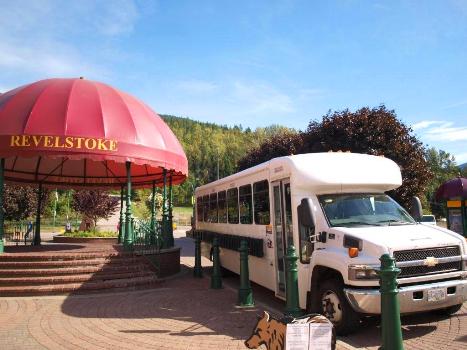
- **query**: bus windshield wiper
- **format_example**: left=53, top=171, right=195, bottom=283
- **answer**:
left=340, top=221, right=378, bottom=226
left=376, top=219, right=413, bottom=226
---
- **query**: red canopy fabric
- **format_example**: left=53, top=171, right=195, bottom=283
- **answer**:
left=0, top=78, right=188, bottom=188
left=435, top=177, right=467, bottom=201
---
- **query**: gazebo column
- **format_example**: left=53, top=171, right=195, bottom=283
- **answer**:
left=123, top=161, right=133, bottom=249
left=118, top=185, right=124, bottom=244
left=150, top=180, right=156, bottom=245
left=0, top=158, right=4, bottom=254
left=161, top=169, right=168, bottom=248
left=34, top=183, right=42, bottom=246
left=168, top=172, right=174, bottom=247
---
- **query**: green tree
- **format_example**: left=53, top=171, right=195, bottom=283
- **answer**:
left=3, top=185, right=49, bottom=221
left=161, top=114, right=291, bottom=206
left=424, top=148, right=461, bottom=217
left=71, top=190, right=119, bottom=230
left=238, top=105, right=432, bottom=210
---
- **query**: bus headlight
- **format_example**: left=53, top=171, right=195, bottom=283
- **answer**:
left=348, top=265, right=379, bottom=280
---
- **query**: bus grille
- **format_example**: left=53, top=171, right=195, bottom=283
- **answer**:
left=393, top=246, right=461, bottom=278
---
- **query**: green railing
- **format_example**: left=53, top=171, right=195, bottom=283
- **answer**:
left=3, top=221, right=35, bottom=246
left=131, top=218, right=163, bottom=255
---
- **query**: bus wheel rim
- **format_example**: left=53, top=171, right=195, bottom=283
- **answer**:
left=321, top=290, right=343, bottom=323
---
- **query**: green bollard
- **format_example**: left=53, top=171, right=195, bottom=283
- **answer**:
left=237, top=240, right=254, bottom=307
left=123, top=161, right=133, bottom=250
left=193, top=233, right=203, bottom=278
left=118, top=185, right=124, bottom=244
left=210, top=238, right=222, bottom=289
left=0, top=158, right=4, bottom=254
left=377, top=254, right=404, bottom=350
left=285, top=245, right=304, bottom=318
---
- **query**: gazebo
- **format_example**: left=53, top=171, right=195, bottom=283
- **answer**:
left=0, top=77, right=188, bottom=254
left=435, top=176, right=467, bottom=237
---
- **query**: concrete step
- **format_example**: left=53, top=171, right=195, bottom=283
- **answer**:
left=0, top=271, right=155, bottom=286
left=0, top=263, right=152, bottom=277
left=0, top=257, right=144, bottom=269
left=0, top=275, right=161, bottom=296
left=0, top=251, right=133, bottom=261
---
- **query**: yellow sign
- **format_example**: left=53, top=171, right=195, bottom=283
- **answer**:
left=10, top=135, right=118, bottom=152
left=447, top=200, right=462, bottom=208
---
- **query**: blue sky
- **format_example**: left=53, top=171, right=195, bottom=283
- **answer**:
left=0, top=0, right=466, bottom=163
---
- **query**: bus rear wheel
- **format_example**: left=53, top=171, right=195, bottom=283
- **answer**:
left=318, top=279, right=360, bottom=335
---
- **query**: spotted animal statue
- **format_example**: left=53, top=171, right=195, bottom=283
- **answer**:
left=245, top=311, right=336, bottom=350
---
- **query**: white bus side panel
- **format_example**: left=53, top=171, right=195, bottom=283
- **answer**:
left=201, top=241, right=276, bottom=292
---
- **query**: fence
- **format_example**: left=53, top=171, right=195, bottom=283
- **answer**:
left=3, top=221, right=35, bottom=246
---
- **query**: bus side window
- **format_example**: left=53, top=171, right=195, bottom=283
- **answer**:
left=253, top=180, right=270, bottom=225
left=239, top=184, right=253, bottom=224
left=203, top=195, right=209, bottom=222
left=209, top=193, right=218, bottom=223
left=218, top=191, right=227, bottom=223
left=227, top=188, right=239, bottom=224
left=197, top=197, right=203, bottom=222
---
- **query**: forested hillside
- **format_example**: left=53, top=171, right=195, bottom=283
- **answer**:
left=161, top=115, right=294, bottom=206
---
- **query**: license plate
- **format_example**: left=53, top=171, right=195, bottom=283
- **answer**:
left=427, top=288, right=446, bottom=302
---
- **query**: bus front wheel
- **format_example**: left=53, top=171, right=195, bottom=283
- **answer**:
left=318, top=279, right=360, bottom=335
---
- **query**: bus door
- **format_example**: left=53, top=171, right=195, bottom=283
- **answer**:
left=271, top=179, right=294, bottom=298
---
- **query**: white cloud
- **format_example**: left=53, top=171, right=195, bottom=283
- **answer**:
left=0, top=0, right=140, bottom=84
left=232, top=81, right=294, bottom=114
left=0, top=41, right=107, bottom=78
left=0, top=87, right=13, bottom=94
left=443, top=100, right=467, bottom=109
left=411, top=120, right=443, bottom=130
left=94, top=0, right=140, bottom=36
left=425, top=122, right=467, bottom=142
left=454, top=152, right=467, bottom=164
left=0, top=0, right=140, bottom=37
left=414, top=120, right=467, bottom=142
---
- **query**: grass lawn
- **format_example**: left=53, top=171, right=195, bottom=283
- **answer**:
left=62, top=231, right=118, bottom=238
left=173, top=206, right=193, bottom=216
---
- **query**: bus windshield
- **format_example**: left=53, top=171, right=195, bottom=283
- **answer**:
left=318, top=193, right=415, bottom=227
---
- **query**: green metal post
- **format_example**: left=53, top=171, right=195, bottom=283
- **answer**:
left=53, top=189, right=58, bottom=227
left=0, top=158, right=4, bottom=254
left=123, top=161, right=133, bottom=249
left=193, top=232, right=203, bottom=278
left=168, top=172, right=174, bottom=247
left=150, top=180, right=156, bottom=245
left=377, top=254, right=404, bottom=350
left=210, top=237, right=222, bottom=289
left=284, top=245, right=304, bottom=317
left=34, top=183, right=43, bottom=246
left=118, top=185, right=124, bottom=244
left=238, top=240, right=254, bottom=307
left=161, top=169, right=168, bottom=248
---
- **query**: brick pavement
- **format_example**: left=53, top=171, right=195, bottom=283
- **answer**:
left=177, top=232, right=467, bottom=350
left=0, top=270, right=282, bottom=350
left=0, top=230, right=464, bottom=350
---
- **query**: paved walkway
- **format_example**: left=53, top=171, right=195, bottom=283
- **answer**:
left=0, top=229, right=282, bottom=350
left=0, top=229, right=465, bottom=349
left=0, top=276, right=268, bottom=350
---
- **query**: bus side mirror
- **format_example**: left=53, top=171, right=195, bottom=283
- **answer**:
left=298, top=198, right=315, bottom=229
left=411, top=196, right=423, bottom=222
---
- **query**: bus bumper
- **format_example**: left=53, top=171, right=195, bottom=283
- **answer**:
left=343, top=279, right=467, bottom=314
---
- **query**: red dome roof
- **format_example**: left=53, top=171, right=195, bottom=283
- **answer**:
left=0, top=78, right=188, bottom=188
left=435, top=177, right=467, bottom=201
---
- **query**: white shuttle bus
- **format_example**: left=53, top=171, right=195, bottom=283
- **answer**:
left=193, top=152, right=467, bottom=334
